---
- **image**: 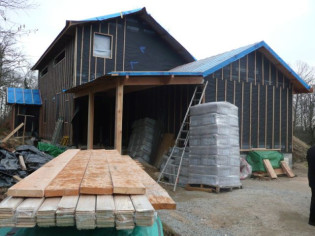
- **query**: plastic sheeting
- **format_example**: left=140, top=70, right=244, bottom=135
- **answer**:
left=0, top=216, right=164, bottom=236
left=37, top=142, right=65, bottom=157
left=246, top=151, right=284, bottom=172
left=7, top=88, right=42, bottom=105
left=0, top=146, right=53, bottom=187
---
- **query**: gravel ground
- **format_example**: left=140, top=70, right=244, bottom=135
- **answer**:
left=158, top=162, right=314, bottom=236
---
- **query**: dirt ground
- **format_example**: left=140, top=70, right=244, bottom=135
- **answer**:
left=158, top=162, right=314, bottom=236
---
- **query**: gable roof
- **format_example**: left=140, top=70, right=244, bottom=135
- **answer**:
left=7, top=88, right=42, bottom=105
left=32, top=7, right=195, bottom=70
left=170, top=41, right=311, bottom=93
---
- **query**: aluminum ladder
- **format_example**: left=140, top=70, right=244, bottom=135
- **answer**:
left=157, top=81, right=208, bottom=191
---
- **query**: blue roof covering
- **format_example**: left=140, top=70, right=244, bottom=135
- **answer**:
left=108, top=71, right=203, bottom=76
left=171, top=41, right=311, bottom=92
left=7, top=88, right=42, bottom=105
left=82, top=8, right=143, bottom=22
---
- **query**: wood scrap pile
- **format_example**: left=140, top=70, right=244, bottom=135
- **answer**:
left=252, top=159, right=295, bottom=179
left=0, top=149, right=175, bottom=230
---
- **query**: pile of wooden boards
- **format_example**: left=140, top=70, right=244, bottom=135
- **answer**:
left=0, top=149, right=175, bottom=230
left=252, top=159, right=295, bottom=179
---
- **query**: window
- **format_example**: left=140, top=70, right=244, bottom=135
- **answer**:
left=54, top=50, right=65, bottom=65
left=93, top=33, right=112, bottom=58
left=40, top=67, right=48, bottom=77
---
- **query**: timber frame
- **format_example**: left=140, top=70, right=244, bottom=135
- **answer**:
left=67, top=74, right=203, bottom=151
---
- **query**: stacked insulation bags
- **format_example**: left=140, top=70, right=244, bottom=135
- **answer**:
left=188, top=102, right=241, bottom=188
left=128, top=118, right=160, bottom=163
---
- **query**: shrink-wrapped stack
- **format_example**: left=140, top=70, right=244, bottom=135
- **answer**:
left=189, top=102, right=241, bottom=188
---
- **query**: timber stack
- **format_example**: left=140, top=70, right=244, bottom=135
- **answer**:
left=0, top=149, right=175, bottom=230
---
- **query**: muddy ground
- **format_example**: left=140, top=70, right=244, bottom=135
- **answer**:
left=158, top=162, right=314, bottom=236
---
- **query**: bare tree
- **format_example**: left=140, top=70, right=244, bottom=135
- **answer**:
left=0, top=0, right=37, bottom=121
left=293, top=61, right=315, bottom=144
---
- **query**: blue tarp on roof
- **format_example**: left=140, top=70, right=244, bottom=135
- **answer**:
left=82, top=8, right=143, bottom=22
left=170, top=41, right=311, bottom=92
left=7, top=88, right=42, bottom=105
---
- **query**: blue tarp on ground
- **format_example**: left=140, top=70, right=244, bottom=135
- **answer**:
left=7, top=88, right=42, bottom=105
left=0, top=216, right=163, bottom=236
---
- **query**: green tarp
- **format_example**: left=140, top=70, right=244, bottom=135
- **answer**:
left=246, top=151, right=284, bottom=172
left=0, top=216, right=163, bottom=236
left=37, top=142, right=66, bottom=157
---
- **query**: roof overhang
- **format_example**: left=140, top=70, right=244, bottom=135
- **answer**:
left=66, top=71, right=203, bottom=98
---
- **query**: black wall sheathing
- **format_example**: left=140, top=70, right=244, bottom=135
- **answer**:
left=226, top=80, right=234, bottom=104
left=274, top=87, right=280, bottom=149
left=243, top=83, right=250, bottom=149
left=82, top=25, right=90, bottom=83
left=248, top=53, right=255, bottom=83
left=259, top=85, right=266, bottom=148
left=251, top=84, right=258, bottom=148
left=281, top=88, right=288, bottom=150
left=232, top=61, right=238, bottom=81
left=288, top=89, right=293, bottom=151
left=204, top=52, right=294, bottom=152
left=256, top=51, right=262, bottom=83
left=75, top=15, right=187, bottom=87
left=76, top=27, right=82, bottom=86
left=267, top=85, right=273, bottom=149
left=217, top=78, right=225, bottom=101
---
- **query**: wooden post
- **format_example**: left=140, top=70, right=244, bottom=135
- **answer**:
left=22, top=116, right=27, bottom=145
left=87, top=91, right=94, bottom=150
left=11, top=105, right=15, bottom=131
left=115, top=79, right=124, bottom=153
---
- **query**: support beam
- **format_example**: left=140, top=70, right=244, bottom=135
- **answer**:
left=87, top=91, right=94, bottom=150
left=115, top=80, right=124, bottom=153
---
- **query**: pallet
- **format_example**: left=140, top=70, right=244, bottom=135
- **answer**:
left=185, top=184, right=242, bottom=193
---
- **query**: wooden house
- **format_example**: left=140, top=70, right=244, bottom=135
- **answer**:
left=31, top=8, right=311, bottom=154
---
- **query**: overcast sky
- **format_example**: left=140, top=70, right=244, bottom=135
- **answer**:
left=8, top=0, right=315, bottom=70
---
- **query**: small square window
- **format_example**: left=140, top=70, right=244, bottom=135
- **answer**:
left=93, top=33, right=112, bottom=58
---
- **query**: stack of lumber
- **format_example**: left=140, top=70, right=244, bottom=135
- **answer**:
left=16, top=198, right=44, bottom=227
left=56, top=196, right=79, bottom=227
left=76, top=195, right=96, bottom=230
left=37, top=197, right=60, bottom=227
left=114, top=195, right=135, bottom=230
left=131, top=195, right=155, bottom=226
left=96, top=195, right=115, bottom=227
left=0, top=197, right=23, bottom=227
left=0, top=149, right=175, bottom=230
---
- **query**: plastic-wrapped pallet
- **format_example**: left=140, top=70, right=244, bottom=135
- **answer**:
left=189, top=102, right=241, bottom=189
left=127, top=118, right=160, bottom=163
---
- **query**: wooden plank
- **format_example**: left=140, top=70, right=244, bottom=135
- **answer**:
left=87, top=91, right=94, bottom=149
left=56, top=195, right=79, bottom=227
left=1, top=123, right=24, bottom=143
left=115, top=80, right=123, bottom=154
left=107, top=151, right=145, bottom=195
left=15, top=198, right=45, bottom=227
left=19, top=155, right=27, bottom=171
left=117, top=155, right=176, bottom=210
left=96, top=195, right=115, bottom=227
left=131, top=195, right=155, bottom=226
left=80, top=150, right=113, bottom=194
left=114, top=195, right=135, bottom=230
left=45, top=150, right=91, bottom=197
left=0, top=197, right=24, bottom=216
left=8, top=149, right=80, bottom=197
left=37, top=197, right=61, bottom=227
left=76, top=195, right=96, bottom=230
left=281, top=161, right=295, bottom=178
left=263, top=159, right=277, bottom=179
left=274, top=168, right=285, bottom=176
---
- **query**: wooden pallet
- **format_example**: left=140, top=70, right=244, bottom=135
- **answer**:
left=185, top=184, right=242, bottom=193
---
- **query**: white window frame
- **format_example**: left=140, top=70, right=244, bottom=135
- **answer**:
left=93, top=33, right=113, bottom=59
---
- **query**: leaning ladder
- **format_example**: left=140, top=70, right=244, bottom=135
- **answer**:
left=51, top=118, right=63, bottom=145
left=158, top=81, right=208, bottom=191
